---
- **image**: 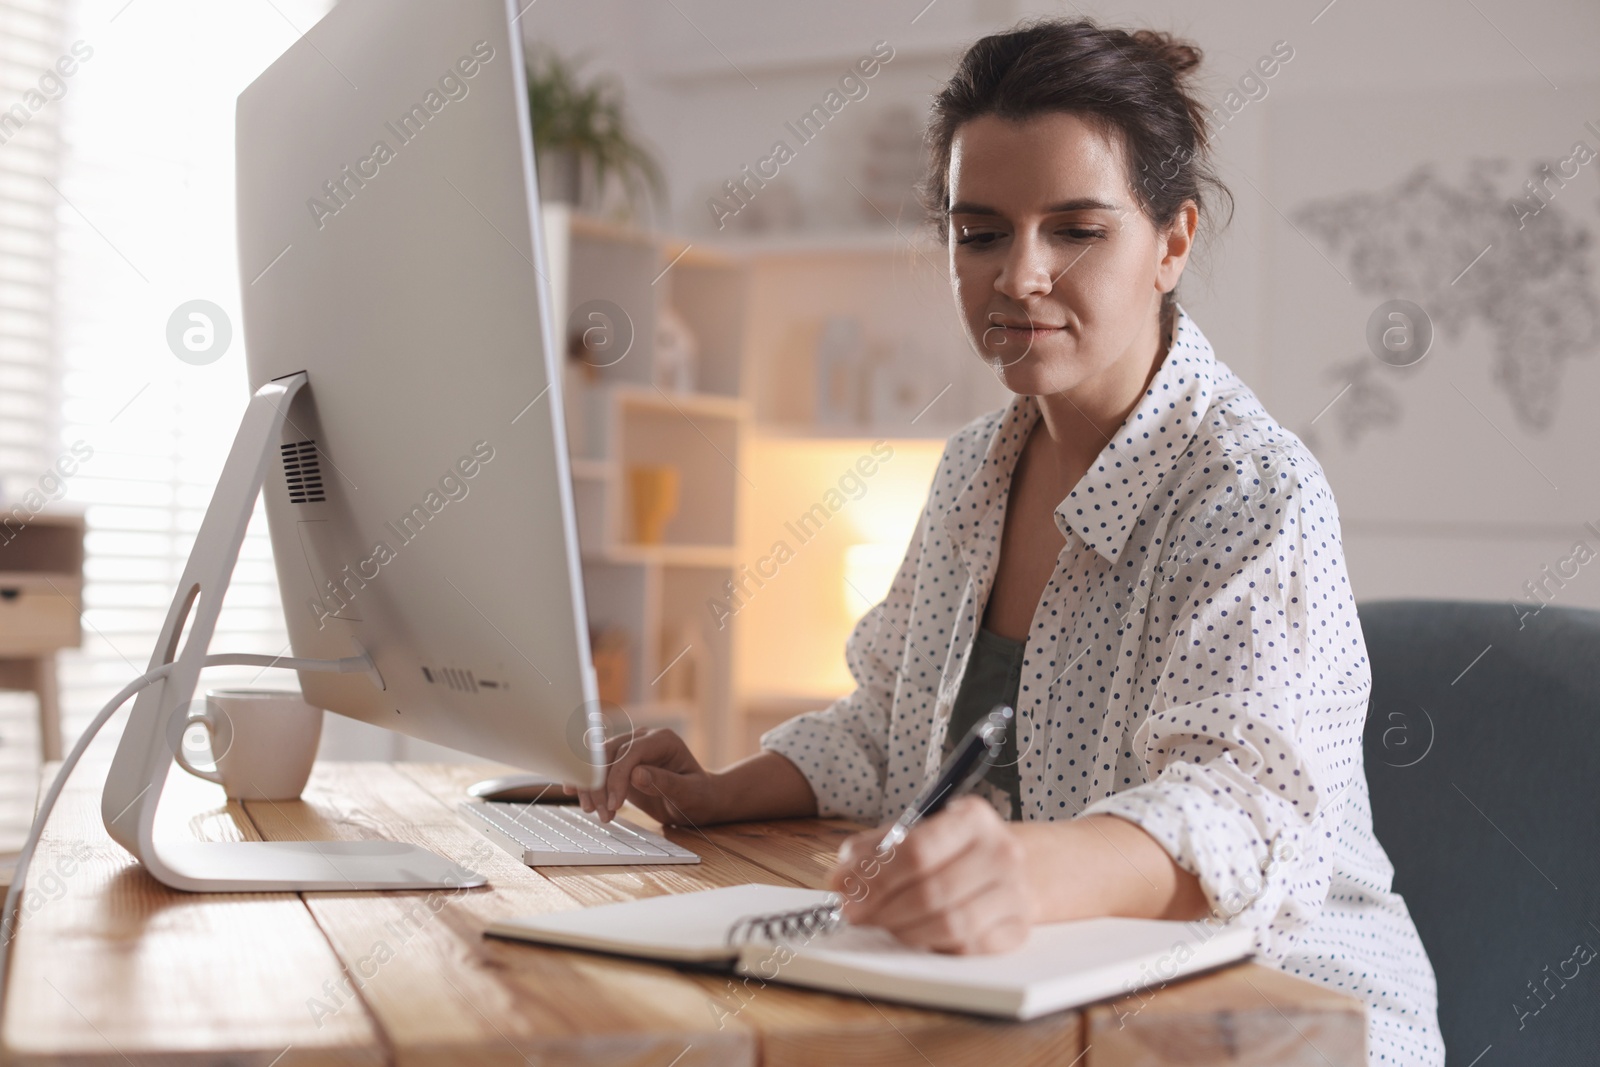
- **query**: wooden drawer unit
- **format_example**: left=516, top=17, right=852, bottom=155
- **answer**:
left=0, top=511, right=86, bottom=760
left=0, top=575, right=82, bottom=653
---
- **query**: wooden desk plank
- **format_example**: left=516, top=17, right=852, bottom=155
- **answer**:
left=698, top=818, right=857, bottom=888
left=398, top=763, right=1085, bottom=1067
left=6, top=760, right=1365, bottom=1067
left=3, top=765, right=383, bottom=1066
left=248, top=761, right=754, bottom=1067
left=1085, top=961, right=1365, bottom=1066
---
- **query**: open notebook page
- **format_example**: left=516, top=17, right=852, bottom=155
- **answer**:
left=742, top=915, right=1256, bottom=1019
left=485, top=883, right=836, bottom=963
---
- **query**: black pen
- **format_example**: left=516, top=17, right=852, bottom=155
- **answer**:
left=872, top=702, right=1014, bottom=856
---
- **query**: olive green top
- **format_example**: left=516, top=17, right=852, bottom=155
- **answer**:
left=942, top=626, right=1024, bottom=820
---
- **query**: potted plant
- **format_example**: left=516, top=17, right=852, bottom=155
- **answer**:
left=526, top=47, right=666, bottom=221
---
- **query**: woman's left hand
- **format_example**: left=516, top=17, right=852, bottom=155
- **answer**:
left=826, top=795, right=1035, bottom=954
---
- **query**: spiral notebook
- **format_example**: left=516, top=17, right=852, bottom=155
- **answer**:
left=485, top=883, right=1255, bottom=1020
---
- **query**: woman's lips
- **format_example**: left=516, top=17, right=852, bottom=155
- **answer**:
left=995, top=324, right=1067, bottom=337
left=986, top=323, right=1066, bottom=363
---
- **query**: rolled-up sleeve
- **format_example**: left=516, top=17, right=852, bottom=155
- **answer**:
left=1079, top=450, right=1368, bottom=956
left=758, top=472, right=942, bottom=825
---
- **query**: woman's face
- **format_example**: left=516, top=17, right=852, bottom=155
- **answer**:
left=947, top=111, right=1192, bottom=399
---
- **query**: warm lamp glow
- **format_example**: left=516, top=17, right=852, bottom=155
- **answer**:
left=843, top=542, right=904, bottom=614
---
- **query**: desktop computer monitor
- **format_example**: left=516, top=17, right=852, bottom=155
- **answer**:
left=233, top=0, right=603, bottom=788
left=95, top=0, right=613, bottom=893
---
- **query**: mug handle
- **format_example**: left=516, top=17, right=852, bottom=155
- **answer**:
left=174, top=710, right=225, bottom=785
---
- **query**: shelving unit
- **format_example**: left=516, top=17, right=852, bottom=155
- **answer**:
left=542, top=204, right=748, bottom=765
left=715, top=231, right=1011, bottom=443
left=543, top=205, right=1010, bottom=765
left=705, top=230, right=1010, bottom=761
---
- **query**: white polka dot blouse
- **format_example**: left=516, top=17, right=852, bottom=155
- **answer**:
left=761, top=304, right=1445, bottom=1066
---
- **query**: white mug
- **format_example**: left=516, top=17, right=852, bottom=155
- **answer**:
left=175, top=688, right=323, bottom=800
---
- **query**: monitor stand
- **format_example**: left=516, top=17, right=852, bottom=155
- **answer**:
left=99, top=372, right=486, bottom=892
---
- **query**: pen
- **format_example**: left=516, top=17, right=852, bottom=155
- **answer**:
left=872, top=702, right=1014, bottom=856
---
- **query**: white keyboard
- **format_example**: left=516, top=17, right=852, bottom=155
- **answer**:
left=458, top=800, right=700, bottom=866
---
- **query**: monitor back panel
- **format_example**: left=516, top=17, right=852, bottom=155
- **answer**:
left=236, top=0, right=600, bottom=784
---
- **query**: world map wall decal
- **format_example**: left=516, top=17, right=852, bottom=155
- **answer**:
left=1293, top=161, right=1599, bottom=443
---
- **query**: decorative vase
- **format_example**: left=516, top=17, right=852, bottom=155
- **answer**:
left=653, top=304, right=699, bottom=393
left=627, top=464, right=680, bottom=544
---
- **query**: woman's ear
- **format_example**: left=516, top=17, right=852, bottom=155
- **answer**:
left=1156, top=199, right=1199, bottom=295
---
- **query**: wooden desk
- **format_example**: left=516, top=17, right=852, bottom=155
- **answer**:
left=4, top=762, right=1366, bottom=1066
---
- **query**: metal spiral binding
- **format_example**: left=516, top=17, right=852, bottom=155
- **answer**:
left=725, top=896, right=845, bottom=947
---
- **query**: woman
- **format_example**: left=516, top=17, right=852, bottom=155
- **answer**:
left=569, top=18, right=1444, bottom=1066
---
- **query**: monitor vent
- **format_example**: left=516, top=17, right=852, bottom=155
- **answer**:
left=281, top=440, right=326, bottom=504
left=428, top=666, right=478, bottom=693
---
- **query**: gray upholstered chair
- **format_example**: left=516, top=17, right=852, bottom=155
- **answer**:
left=1359, top=599, right=1600, bottom=1064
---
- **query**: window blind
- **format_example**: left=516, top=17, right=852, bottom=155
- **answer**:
left=0, top=0, right=68, bottom=839
left=24, top=0, right=333, bottom=802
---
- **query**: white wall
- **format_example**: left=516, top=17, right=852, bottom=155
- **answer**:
left=519, top=0, right=1600, bottom=622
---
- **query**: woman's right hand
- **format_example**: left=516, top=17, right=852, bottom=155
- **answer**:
left=564, top=727, right=723, bottom=827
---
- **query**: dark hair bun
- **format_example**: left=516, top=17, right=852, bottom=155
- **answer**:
left=1130, top=29, right=1202, bottom=77
left=920, top=14, right=1234, bottom=290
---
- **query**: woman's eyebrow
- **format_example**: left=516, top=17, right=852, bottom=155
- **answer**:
left=949, top=197, right=1123, bottom=215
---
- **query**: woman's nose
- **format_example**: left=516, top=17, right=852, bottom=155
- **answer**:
left=994, top=232, right=1056, bottom=301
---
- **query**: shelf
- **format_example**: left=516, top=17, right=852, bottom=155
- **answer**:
left=609, top=383, right=750, bottom=421
left=548, top=208, right=747, bottom=766
left=615, top=699, right=696, bottom=724
left=741, top=691, right=845, bottom=715
left=583, top=543, right=738, bottom=568
left=704, top=229, right=943, bottom=259
left=749, top=420, right=970, bottom=441
left=566, top=211, right=658, bottom=248
left=568, top=458, right=615, bottom=481
left=567, top=210, right=742, bottom=269
left=652, top=37, right=975, bottom=85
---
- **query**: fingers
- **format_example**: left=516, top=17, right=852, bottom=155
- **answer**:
left=581, top=728, right=697, bottom=823
left=835, top=796, right=999, bottom=912
left=873, top=860, right=1028, bottom=953
left=830, top=796, right=1031, bottom=953
left=569, top=728, right=648, bottom=821
left=626, top=764, right=709, bottom=827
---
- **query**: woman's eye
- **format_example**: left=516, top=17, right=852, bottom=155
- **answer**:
left=954, top=226, right=1106, bottom=246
